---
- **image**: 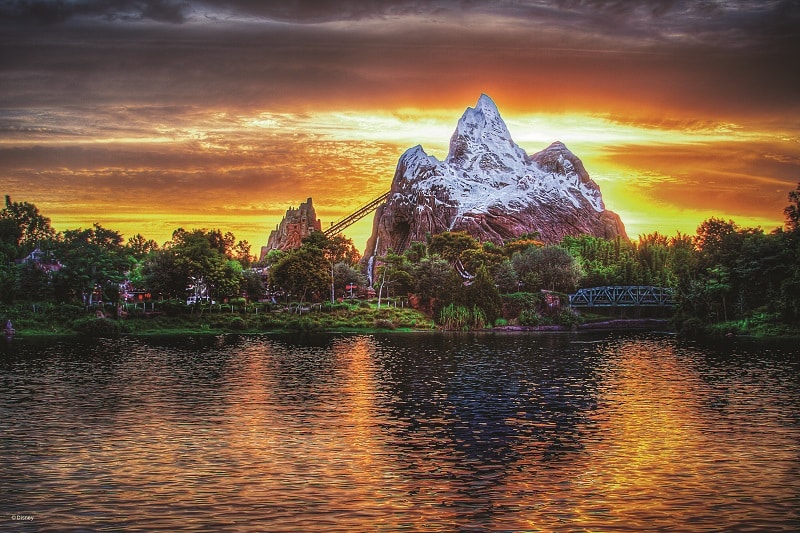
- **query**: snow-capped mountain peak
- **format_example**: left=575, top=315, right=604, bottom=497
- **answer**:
left=366, top=95, right=627, bottom=257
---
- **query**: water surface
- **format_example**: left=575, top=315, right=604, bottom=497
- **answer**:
left=2, top=332, right=799, bottom=531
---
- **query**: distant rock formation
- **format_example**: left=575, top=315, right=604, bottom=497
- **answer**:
left=364, top=94, right=627, bottom=259
left=260, top=198, right=322, bottom=259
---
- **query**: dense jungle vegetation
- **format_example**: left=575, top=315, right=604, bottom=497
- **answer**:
left=1, top=183, right=799, bottom=337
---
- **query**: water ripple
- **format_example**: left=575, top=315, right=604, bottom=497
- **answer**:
left=1, top=332, right=799, bottom=531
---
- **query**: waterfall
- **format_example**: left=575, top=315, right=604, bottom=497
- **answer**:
left=366, top=236, right=380, bottom=285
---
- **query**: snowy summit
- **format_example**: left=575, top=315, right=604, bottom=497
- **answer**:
left=365, top=94, right=626, bottom=258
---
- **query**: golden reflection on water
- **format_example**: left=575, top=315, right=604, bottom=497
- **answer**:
left=500, top=338, right=799, bottom=532
left=3, top=335, right=799, bottom=532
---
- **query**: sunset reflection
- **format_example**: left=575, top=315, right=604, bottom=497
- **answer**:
left=3, top=334, right=798, bottom=531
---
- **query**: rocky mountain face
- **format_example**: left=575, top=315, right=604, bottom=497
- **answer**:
left=364, top=94, right=627, bottom=259
left=260, top=198, right=322, bottom=259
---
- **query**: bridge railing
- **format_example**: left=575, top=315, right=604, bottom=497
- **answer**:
left=569, top=286, right=674, bottom=307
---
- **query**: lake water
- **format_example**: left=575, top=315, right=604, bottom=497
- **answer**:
left=1, top=332, right=799, bottom=532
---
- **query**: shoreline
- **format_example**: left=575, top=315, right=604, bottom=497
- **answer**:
left=493, top=318, right=672, bottom=333
left=7, top=318, right=674, bottom=339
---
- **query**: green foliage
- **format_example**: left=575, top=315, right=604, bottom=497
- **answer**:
left=71, top=317, right=123, bottom=337
left=437, top=304, right=487, bottom=330
left=269, top=245, right=329, bottom=301
left=53, top=224, right=131, bottom=305
left=4, top=190, right=800, bottom=337
left=513, top=245, right=582, bottom=292
left=374, top=318, right=396, bottom=329
left=428, top=231, right=480, bottom=262
left=518, top=309, right=542, bottom=326
left=158, top=299, right=192, bottom=314
left=501, top=292, right=543, bottom=318
left=785, top=182, right=800, bottom=232
left=412, top=256, right=457, bottom=310
left=464, top=264, right=501, bottom=325
left=492, top=259, right=519, bottom=294
left=0, top=196, right=55, bottom=259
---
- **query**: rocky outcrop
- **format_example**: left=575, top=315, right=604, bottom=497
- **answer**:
left=261, top=198, right=321, bottom=259
left=364, top=94, right=627, bottom=259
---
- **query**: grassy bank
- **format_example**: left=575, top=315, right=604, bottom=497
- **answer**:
left=1, top=301, right=435, bottom=337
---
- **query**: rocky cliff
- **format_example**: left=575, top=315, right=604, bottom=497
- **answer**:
left=364, top=94, right=627, bottom=259
left=261, top=198, right=322, bottom=259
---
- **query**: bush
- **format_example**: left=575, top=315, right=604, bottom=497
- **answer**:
left=519, top=309, right=542, bottom=326
left=501, top=292, right=543, bottom=318
left=71, top=317, right=122, bottom=337
left=375, top=318, right=396, bottom=330
left=322, top=302, right=350, bottom=312
left=285, top=316, right=322, bottom=332
left=157, top=299, right=191, bottom=315
left=676, top=317, right=708, bottom=338
left=438, top=304, right=487, bottom=330
left=555, top=309, right=580, bottom=327
left=229, top=317, right=247, bottom=330
left=44, top=303, right=86, bottom=321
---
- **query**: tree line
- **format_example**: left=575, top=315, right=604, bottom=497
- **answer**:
left=2, top=184, right=799, bottom=334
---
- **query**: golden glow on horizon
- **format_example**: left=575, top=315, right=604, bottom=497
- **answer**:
left=4, top=104, right=797, bottom=252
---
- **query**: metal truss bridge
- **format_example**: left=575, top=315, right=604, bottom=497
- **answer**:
left=568, top=286, right=675, bottom=307
left=324, top=191, right=390, bottom=237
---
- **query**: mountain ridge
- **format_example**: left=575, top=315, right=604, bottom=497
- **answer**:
left=364, top=94, right=627, bottom=259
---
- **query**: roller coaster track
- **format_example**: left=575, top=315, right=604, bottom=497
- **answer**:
left=324, top=191, right=390, bottom=237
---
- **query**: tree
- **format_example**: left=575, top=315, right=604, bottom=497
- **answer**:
left=142, top=249, right=184, bottom=299
left=301, top=231, right=360, bottom=303
left=126, top=234, right=159, bottom=260
left=233, top=240, right=255, bottom=268
left=492, top=259, right=519, bottom=294
left=428, top=231, right=480, bottom=263
left=412, top=256, right=459, bottom=312
left=53, top=224, right=131, bottom=306
left=142, top=228, right=245, bottom=302
left=0, top=218, right=22, bottom=263
left=373, top=251, right=412, bottom=308
left=334, top=262, right=367, bottom=298
left=465, top=264, right=502, bottom=325
left=512, top=246, right=582, bottom=293
left=0, top=196, right=55, bottom=258
left=695, top=218, right=740, bottom=268
left=240, top=269, right=266, bottom=301
left=269, top=246, right=329, bottom=302
left=785, top=181, right=800, bottom=233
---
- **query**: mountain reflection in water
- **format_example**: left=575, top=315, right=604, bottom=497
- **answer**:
left=1, top=332, right=798, bottom=532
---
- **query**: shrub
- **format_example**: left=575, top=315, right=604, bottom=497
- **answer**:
left=375, top=318, right=396, bottom=330
left=285, top=316, right=322, bottom=332
left=501, top=292, right=543, bottom=316
left=555, top=308, right=580, bottom=327
left=229, top=316, right=247, bottom=330
left=438, top=304, right=487, bottom=330
left=519, top=309, right=542, bottom=326
left=158, top=299, right=191, bottom=315
left=71, top=317, right=122, bottom=337
left=676, top=317, right=707, bottom=338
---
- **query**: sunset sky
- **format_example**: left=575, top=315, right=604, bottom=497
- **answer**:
left=1, top=0, right=799, bottom=253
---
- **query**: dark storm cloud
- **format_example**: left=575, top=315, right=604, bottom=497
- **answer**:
left=0, top=0, right=190, bottom=24
left=3, top=0, right=797, bottom=52
left=1, top=0, right=797, bottom=122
